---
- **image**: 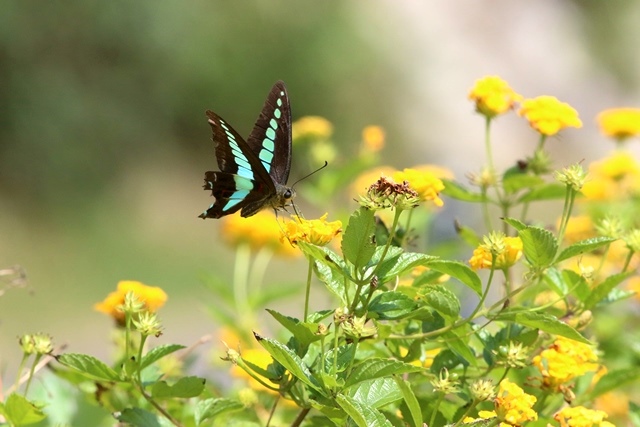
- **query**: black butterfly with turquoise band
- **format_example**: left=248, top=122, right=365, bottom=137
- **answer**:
left=199, top=81, right=295, bottom=219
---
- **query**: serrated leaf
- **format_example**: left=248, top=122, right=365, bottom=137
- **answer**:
left=543, top=267, right=568, bottom=295
left=139, top=344, right=186, bottom=371
left=266, top=309, right=322, bottom=347
left=584, top=272, right=633, bottom=309
left=395, top=378, right=422, bottom=427
left=347, top=377, right=402, bottom=408
left=502, top=217, right=527, bottom=231
left=344, top=358, right=423, bottom=388
left=441, top=179, right=485, bottom=202
left=422, top=285, right=461, bottom=319
left=1, top=394, right=46, bottom=425
left=314, top=257, right=350, bottom=305
left=195, top=398, right=244, bottom=424
left=377, top=252, right=437, bottom=285
left=116, top=408, right=160, bottom=426
left=499, top=311, right=590, bottom=344
left=336, top=394, right=393, bottom=427
left=519, top=226, right=558, bottom=268
left=518, top=183, right=567, bottom=202
left=502, top=172, right=544, bottom=194
left=342, top=207, right=377, bottom=271
left=425, top=259, right=482, bottom=296
left=151, top=376, right=206, bottom=399
left=255, top=333, right=323, bottom=393
left=368, top=291, right=417, bottom=320
left=555, top=237, right=617, bottom=263
left=56, top=353, right=122, bottom=382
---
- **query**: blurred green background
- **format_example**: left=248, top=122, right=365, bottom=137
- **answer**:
left=1, top=1, right=640, bottom=371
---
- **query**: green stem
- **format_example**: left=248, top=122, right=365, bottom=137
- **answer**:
left=452, top=399, right=480, bottom=427
left=14, top=353, right=28, bottom=393
left=249, top=246, right=274, bottom=294
left=365, top=208, right=403, bottom=283
left=304, top=257, right=313, bottom=322
left=138, top=384, right=183, bottom=426
left=484, top=116, right=494, bottom=172
left=536, top=134, right=547, bottom=151
left=233, top=243, right=252, bottom=321
left=137, top=334, right=148, bottom=383
left=23, top=354, right=42, bottom=396
left=429, top=393, right=445, bottom=427
left=332, top=323, right=340, bottom=375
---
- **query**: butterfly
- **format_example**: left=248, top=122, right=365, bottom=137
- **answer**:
left=199, top=81, right=295, bottom=219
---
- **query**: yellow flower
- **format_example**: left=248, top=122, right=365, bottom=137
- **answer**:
left=220, top=210, right=299, bottom=257
left=597, top=108, right=640, bottom=141
left=519, top=96, right=582, bottom=136
left=229, top=347, right=274, bottom=391
left=361, top=125, right=385, bottom=153
left=282, top=214, right=342, bottom=247
left=582, top=151, right=640, bottom=200
left=555, top=406, right=615, bottom=427
left=469, top=234, right=523, bottom=270
left=594, top=391, right=629, bottom=418
left=494, top=379, right=538, bottom=425
left=94, top=280, right=168, bottom=322
left=468, top=76, right=523, bottom=118
left=532, top=336, right=599, bottom=390
left=292, top=116, right=333, bottom=143
left=393, top=168, right=446, bottom=207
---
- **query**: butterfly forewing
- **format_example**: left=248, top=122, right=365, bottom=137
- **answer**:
left=246, top=80, right=292, bottom=186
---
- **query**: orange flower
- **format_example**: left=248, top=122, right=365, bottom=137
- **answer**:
left=94, top=280, right=167, bottom=322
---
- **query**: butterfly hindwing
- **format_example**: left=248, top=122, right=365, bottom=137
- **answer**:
left=199, top=81, right=295, bottom=219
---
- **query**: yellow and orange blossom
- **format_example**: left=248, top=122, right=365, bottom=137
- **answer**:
left=597, top=108, right=640, bottom=141
left=532, top=336, right=599, bottom=390
left=361, top=125, right=385, bottom=153
left=282, top=214, right=342, bottom=247
left=494, top=379, right=538, bottom=425
left=519, top=96, right=582, bottom=136
left=393, top=168, right=446, bottom=207
left=468, top=76, right=523, bottom=118
left=292, top=116, right=333, bottom=142
left=220, top=210, right=299, bottom=257
left=94, top=280, right=167, bottom=322
left=555, top=406, right=615, bottom=427
left=469, top=234, right=523, bottom=270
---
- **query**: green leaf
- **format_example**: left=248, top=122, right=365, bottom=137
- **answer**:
left=116, top=408, right=160, bottom=426
left=314, top=259, right=350, bottom=305
left=151, top=376, right=206, bottom=399
left=195, top=398, right=244, bottom=425
left=426, top=259, right=482, bottom=296
left=255, top=333, right=323, bottom=393
left=56, top=353, right=122, bottom=382
left=441, top=179, right=485, bottom=202
left=347, top=377, right=402, bottom=408
left=342, top=207, right=377, bottom=271
left=377, top=252, right=437, bottom=285
left=502, top=217, right=527, bottom=231
left=543, top=267, right=569, bottom=295
left=498, top=311, right=590, bottom=344
left=394, top=378, right=423, bottom=427
left=555, top=237, right=617, bottom=263
left=519, top=226, right=558, bottom=268
left=336, top=394, right=393, bottom=427
left=266, top=309, right=323, bottom=347
left=584, top=272, right=633, bottom=309
left=368, top=291, right=418, bottom=320
left=518, top=183, right=567, bottom=202
left=455, top=221, right=482, bottom=248
left=443, top=331, right=476, bottom=366
left=422, top=285, right=461, bottom=319
left=580, top=367, right=640, bottom=402
left=139, top=344, right=186, bottom=371
left=502, top=172, right=544, bottom=194
left=0, top=394, right=46, bottom=426
left=344, top=358, right=423, bottom=388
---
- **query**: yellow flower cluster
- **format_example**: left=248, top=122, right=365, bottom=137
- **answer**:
left=532, top=336, right=599, bottom=390
left=394, top=168, right=446, bottom=207
left=469, top=235, right=523, bottom=271
left=555, top=406, right=615, bottom=427
left=220, top=210, right=299, bottom=257
left=582, top=151, right=640, bottom=200
left=282, top=214, right=342, bottom=247
left=597, top=108, right=640, bottom=141
left=518, top=96, right=583, bottom=136
left=494, top=379, right=538, bottom=425
left=94, top=280, right=167, bottom=322
left=291, top=116, right=333, bottom=143
left=468, top=76, right=523, bottom=118
left=361, top=125, right=385, bottom=153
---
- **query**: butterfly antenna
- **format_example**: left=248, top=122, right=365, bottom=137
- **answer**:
left=290, top=161, right=329, bottom=190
